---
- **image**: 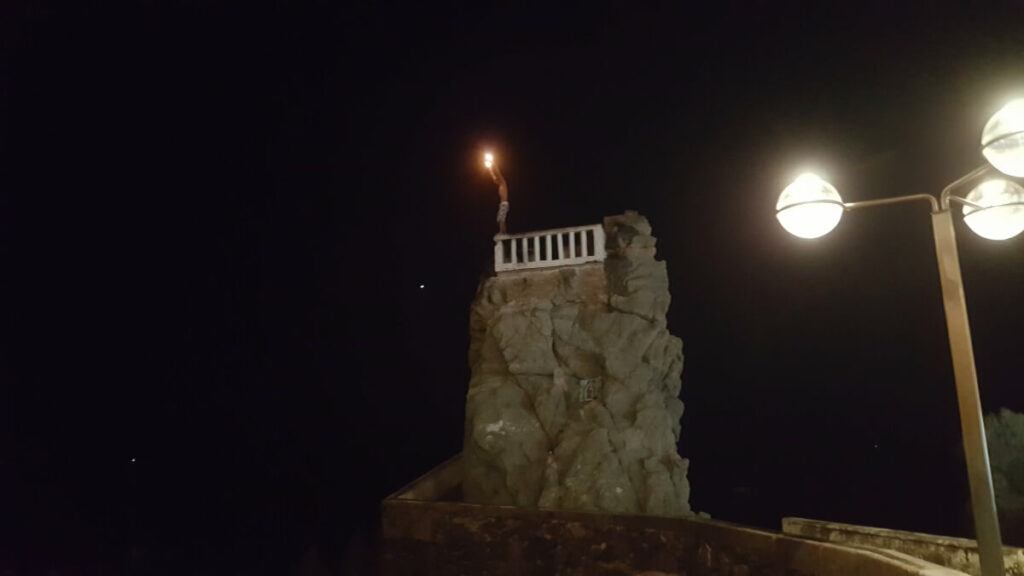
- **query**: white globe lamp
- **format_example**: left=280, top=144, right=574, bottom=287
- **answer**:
left=962, top=179, right=1024, bottom=240
left=982, top=99, right=1024, bottom=177
left=776, top=173, right=845, bottom=239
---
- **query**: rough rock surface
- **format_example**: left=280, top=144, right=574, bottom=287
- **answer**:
left=986, top=408, right=1024, bottom=545
left=462, top=212, right=692, bottom=517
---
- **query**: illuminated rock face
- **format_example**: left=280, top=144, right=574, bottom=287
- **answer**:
left=462, top=212, right=692, bottom=517
left=986, top=409, right=1024, bottom=544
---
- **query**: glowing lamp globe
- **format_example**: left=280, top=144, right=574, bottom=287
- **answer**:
left=483, top=152, right=495, bottom=169
left=961, top=179, right=1024, bottom=240
left=776, top=173, right=844, bottom=239
left=982, top=99, right=1024, bottom=177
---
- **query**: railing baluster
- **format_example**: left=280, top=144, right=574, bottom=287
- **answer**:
left=511, top=238, right=518, bottom=264
left=545, top=234, right=552, bottom=262
left=495, top=238, right=504, bottom=267
left=569, top=231, right=576, bottom=259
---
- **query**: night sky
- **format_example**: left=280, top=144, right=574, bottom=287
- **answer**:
left=4, top=2, right=1024, bottom=574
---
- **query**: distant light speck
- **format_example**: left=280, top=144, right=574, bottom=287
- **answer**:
left=131, top=457, right=137, bottom=463
left=419, top=284, right=425, bottom=289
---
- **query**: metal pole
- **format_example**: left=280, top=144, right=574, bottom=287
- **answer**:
left=930, top=210, right=1005, bottom=576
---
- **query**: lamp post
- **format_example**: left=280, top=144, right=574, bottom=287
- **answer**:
left=776, top=98, right=1024, bottom=576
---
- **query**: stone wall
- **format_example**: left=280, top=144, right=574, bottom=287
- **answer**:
left=461, top=212, right=692, bottom=517
left=782, top=517, right=1024, bottom=576
left=381, top=462, right=968, bottom=576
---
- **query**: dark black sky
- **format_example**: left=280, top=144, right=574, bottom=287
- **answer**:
left=3, top=1, right=1024, bottom=574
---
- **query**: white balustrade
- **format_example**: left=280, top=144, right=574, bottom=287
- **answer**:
left=494, top=223, right=606, bottom=272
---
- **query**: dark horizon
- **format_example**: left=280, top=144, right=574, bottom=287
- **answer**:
left=3, top=2, right=1024, bottom=574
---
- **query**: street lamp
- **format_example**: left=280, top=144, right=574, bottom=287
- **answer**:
left=777, top=101, right=1024, bottom=576
left=775, top=173, right=844, bottom=238
left=982, top=98, right=1024, bottom=177
left=962, top=179, right=1024, bottom=240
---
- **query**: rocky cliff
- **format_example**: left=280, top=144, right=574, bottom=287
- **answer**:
left=986, top=408, right=1024, bottom=544
left=462, top=212, right=692, bottom=517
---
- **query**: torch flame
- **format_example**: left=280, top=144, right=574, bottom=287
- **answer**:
left=483, top=152, right=494, bottom=169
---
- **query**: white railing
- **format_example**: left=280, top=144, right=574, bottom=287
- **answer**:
left=494, top=223, right=606, bottom=272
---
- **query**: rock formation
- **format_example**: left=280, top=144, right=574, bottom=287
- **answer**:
left=985, top=408, right=1024, bottom=544
left=462, top=212, right=692, bottom=517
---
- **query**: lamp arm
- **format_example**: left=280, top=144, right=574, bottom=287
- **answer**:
left=843, top=194, right=940, bottom=213
left=835, top=161, right=1001, bottom=214
left=940, top=164, right=993, bottom=211
left=946, top=196, right=986, bottom=211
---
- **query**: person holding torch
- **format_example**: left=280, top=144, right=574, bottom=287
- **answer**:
left=484, top=152, right=509, bottom=234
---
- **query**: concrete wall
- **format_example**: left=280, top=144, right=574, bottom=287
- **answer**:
left=381, top=456, right=968, bottom=576
left=782, top=517, right=1024, bottom=576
